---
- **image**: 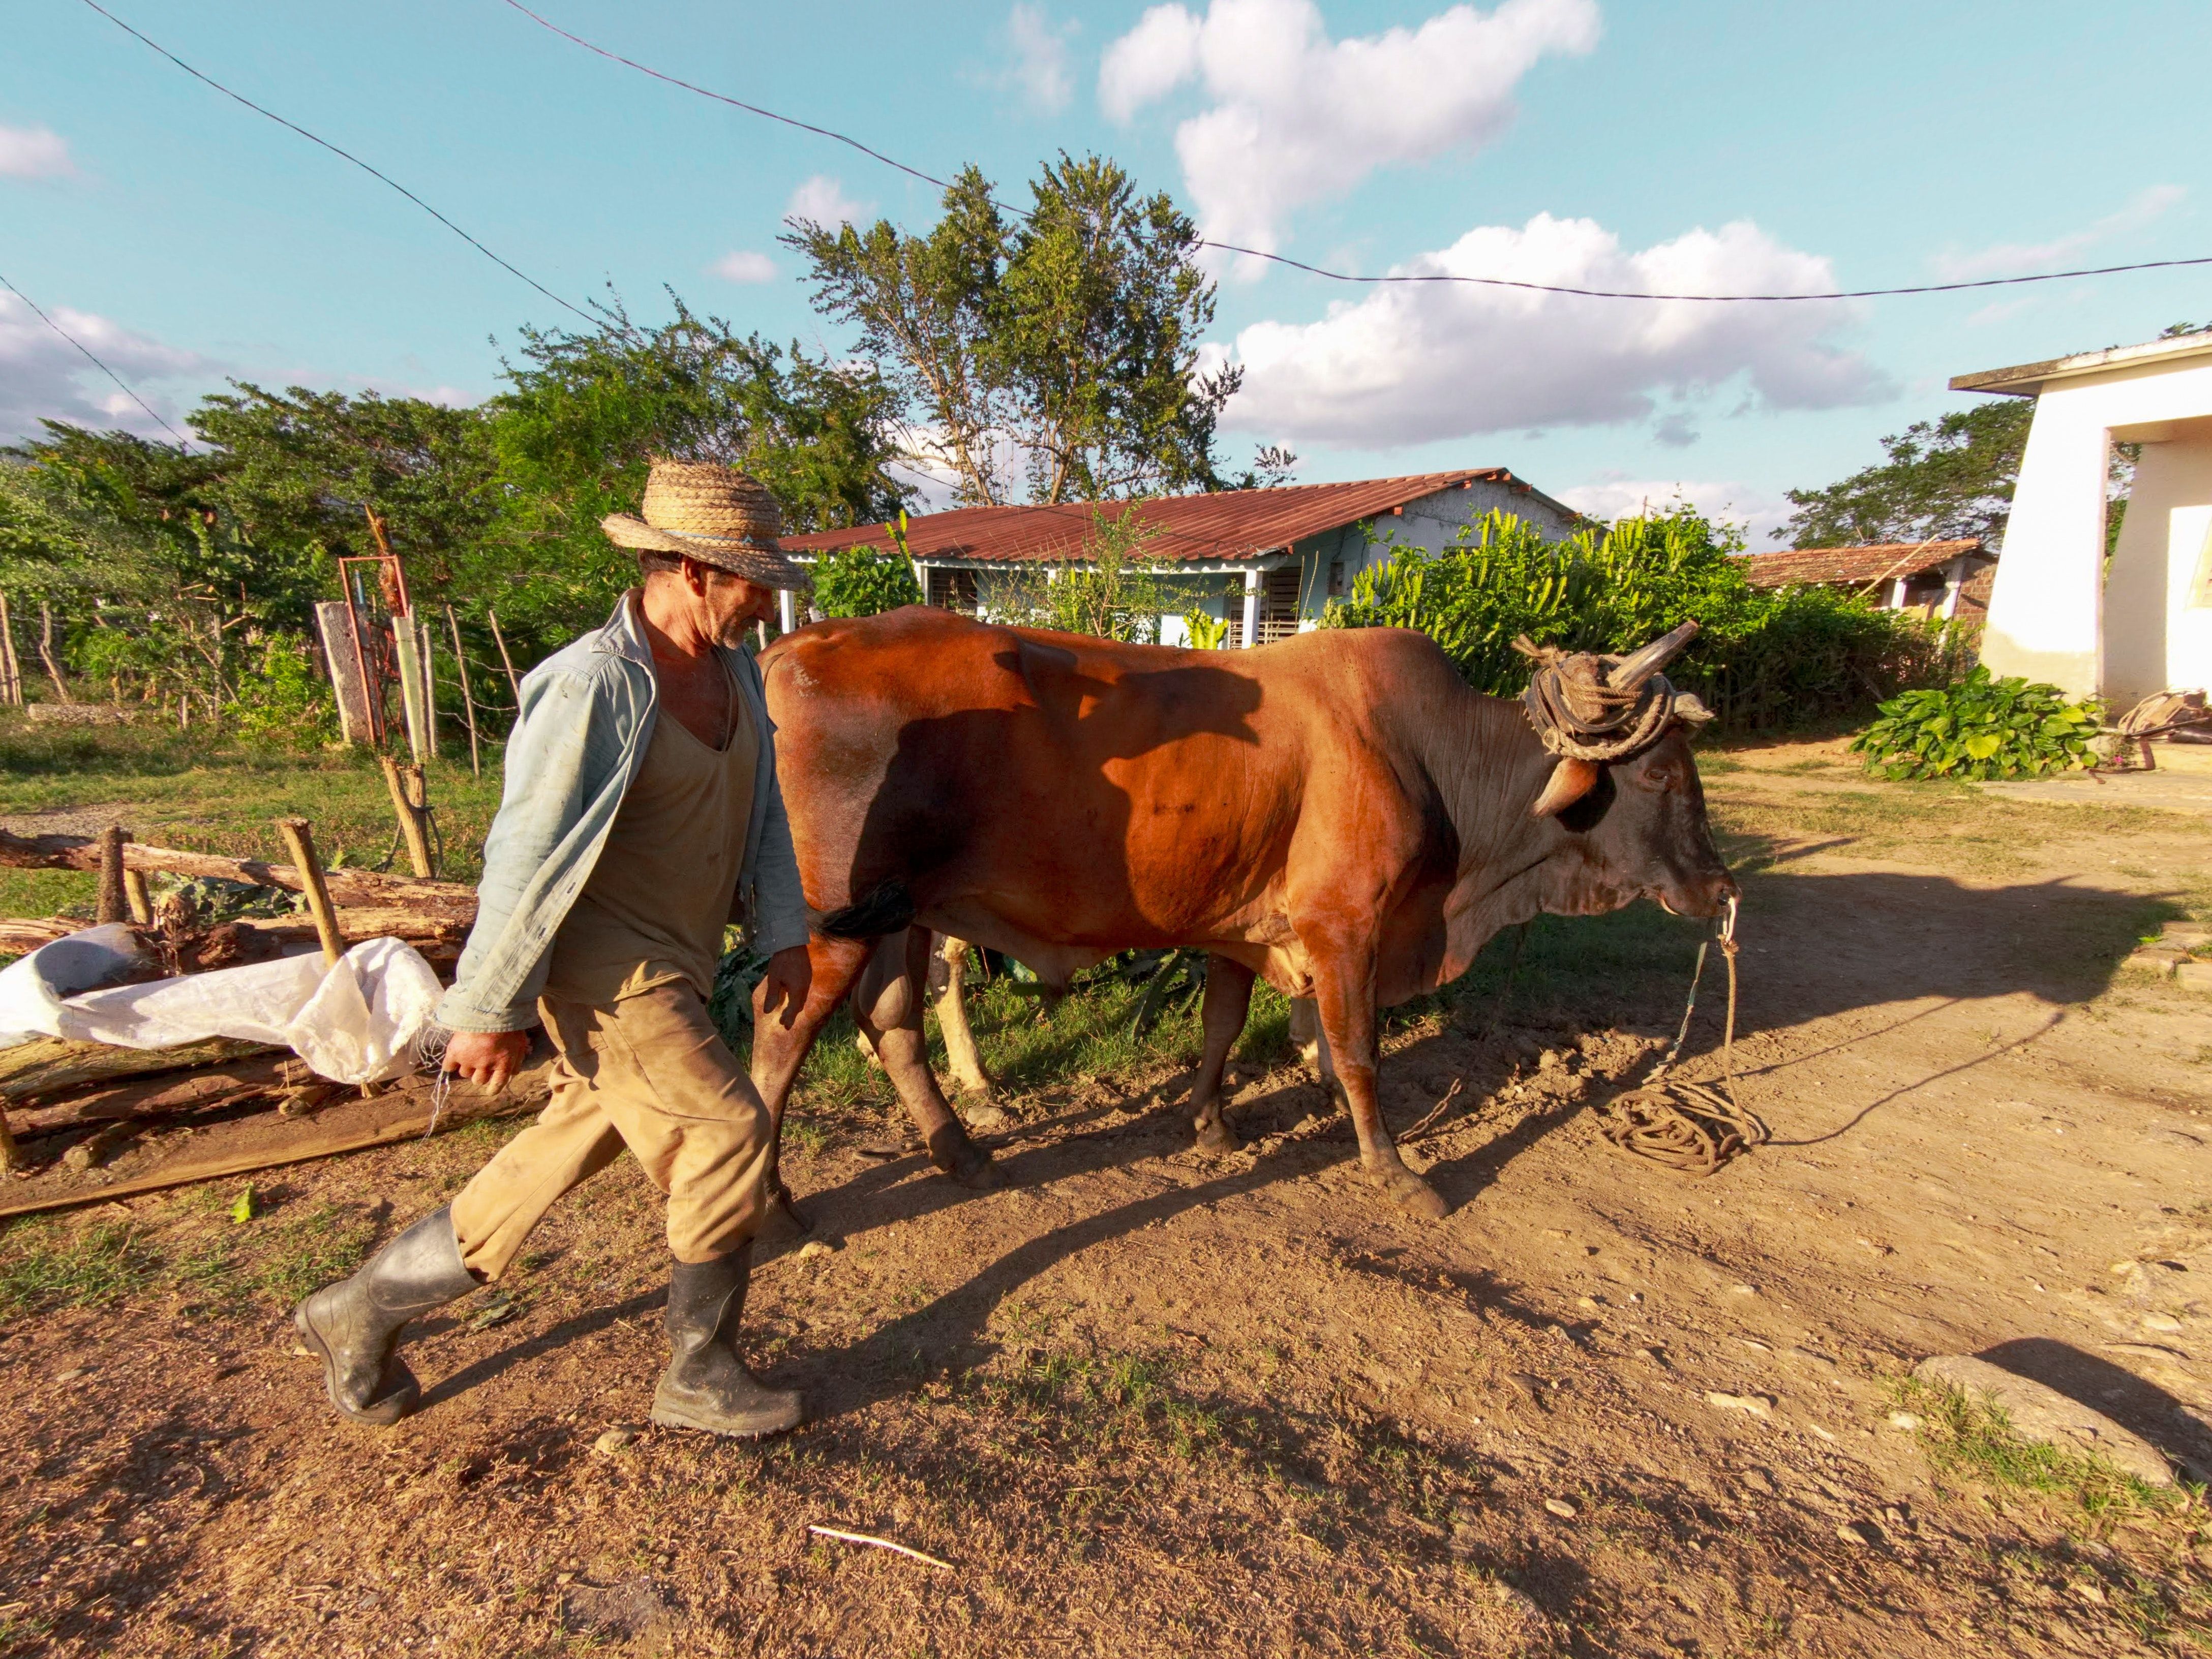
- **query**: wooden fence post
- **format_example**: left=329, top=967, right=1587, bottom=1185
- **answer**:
left=0, top=590, right=22, bottom=706
left=272, top=819, right=346, bottom=967
left=444, top=603, right=481, bottom=778
left=96, top=824, right=129, bottom=925
left=486, top=608, right=522, bottom=708
left=36, top=602, right=72, bottom=704
left=379, top=755, right=436, bottom=879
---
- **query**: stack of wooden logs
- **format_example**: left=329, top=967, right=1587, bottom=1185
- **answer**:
left=0, top=826, right=498, bottom=1202
left=0, top=826, right=478, bottom=970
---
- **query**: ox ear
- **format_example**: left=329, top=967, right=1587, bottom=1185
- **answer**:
left=1672, top=691, right=1715, bottom=726
left=1531, top=756, right=1600, bottom=818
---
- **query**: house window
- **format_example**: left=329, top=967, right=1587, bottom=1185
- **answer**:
left=927, top=568, right=978, bottom=613
left=1258, top=566, right=1302, bottom=642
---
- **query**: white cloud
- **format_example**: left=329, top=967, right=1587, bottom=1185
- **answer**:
left=784, top=175, right=869, bottom=229
left=1934, top=185, right=2186, bottom=282
left=1100, top=0, right=1599, bottom=262
left=712, top=250, right=777, bottom=283
left=1215, top=211, right=1891, bottom=448
left=1556, top=475, right=1794, bottom=548
left=997, top=3, right=1079, bottom=113
left=0, top=292, right=205, bottom=443
left=0, top=125, right=74, bottom=181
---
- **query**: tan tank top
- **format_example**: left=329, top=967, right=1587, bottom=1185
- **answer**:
left=541, top=658, right=759, bottom=1006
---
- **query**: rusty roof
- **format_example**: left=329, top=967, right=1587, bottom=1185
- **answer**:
left=1736, top=539, right=1990, bottom=589
left=780, top=469, right=1567, bottom=565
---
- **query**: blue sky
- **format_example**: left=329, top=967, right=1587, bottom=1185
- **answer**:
left=5, top=0, right=2208, bottom=545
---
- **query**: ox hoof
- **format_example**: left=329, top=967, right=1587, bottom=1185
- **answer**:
left=962, top=1100, right=1014, bottom=1133
left=1368, top=1168, right=1449, bottom=1220
left=927, top=1127, right=1003, bottom=1190
left=1192, top=1119, right=1238, bottom=1154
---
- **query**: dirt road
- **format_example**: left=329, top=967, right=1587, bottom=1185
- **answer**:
left=3, top=741, right=2209, bottom=1656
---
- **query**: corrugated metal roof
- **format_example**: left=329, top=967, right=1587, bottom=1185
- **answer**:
left=1737, top=539, right=1990, bottom=589
left=780, top=469, right=1561, bottom=565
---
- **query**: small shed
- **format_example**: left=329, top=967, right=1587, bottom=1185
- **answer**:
left=1737, top=539, right=1995, bottom=623
left=1952, top=329, right=2212, bottom=705
left=777, top=469, right=1584, bottom=646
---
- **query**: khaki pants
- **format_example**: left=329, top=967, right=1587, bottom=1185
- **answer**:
left=449, top=984, right=771, bottom=1276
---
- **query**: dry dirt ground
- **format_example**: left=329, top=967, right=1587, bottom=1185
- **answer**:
left=4, top=739, right=2212, bottom=1657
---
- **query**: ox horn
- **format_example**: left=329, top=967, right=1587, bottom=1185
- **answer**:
left=1610, top=620, right=1701, bottom=691
left=1531, top=756, right=1600, bottom=818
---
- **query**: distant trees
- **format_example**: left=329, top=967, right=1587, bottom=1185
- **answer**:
left=0, top=289, right=917, bottom=728
left=786, top=153, right=1241, bottom=506
left=1780, top=402, right=2033, bottom=550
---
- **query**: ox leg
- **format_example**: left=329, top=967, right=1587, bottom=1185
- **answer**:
left=1310, top=953, right=1448, bottom=1221
left=852, top=929, right=1000, bottom=1190
left=1186, top=955, right=1256, bottom=1153
left=750, top=931, right=872, bottom=1230
left=930, top=934, right=1007, bottom=1126
left=1288, top=996, right=1341, bottom=1107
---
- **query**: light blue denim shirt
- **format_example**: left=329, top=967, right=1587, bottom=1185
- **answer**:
left=433, top=591, right=812, bottom=1034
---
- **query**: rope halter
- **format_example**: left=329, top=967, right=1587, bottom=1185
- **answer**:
left=1514, top=620, right=1715, bottom=763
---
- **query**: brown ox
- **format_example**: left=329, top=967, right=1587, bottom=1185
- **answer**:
left=750, top=607, right=1734, bottom=1218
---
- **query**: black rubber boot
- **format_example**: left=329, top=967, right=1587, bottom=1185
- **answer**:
left=650, top=1243, right=804, bottom=1439
left=293, top=1206, right=479, bottom=1426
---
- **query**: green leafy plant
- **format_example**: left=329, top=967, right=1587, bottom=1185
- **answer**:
left=810, top=538, right=922, bottom=618
left=1180, top=609, right=1229, bottom=649
left=1850, top=666, right=2101, bottom=781
left=1321, top=506, right=1964, bottom=732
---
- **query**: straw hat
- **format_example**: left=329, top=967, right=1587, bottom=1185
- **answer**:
left=600, top=458, right=809, bottom=591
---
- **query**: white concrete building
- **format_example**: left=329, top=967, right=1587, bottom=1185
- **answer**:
left=1953, top=330, right=2212, bottom=705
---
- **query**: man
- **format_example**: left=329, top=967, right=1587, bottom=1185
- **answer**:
left=294, top=459, right=817, bottom=1439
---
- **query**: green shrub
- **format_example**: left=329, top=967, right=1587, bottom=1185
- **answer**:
left=1850, top=667, right=2101, bottom=780
left=810, top=543, right=922, bottom=618
left=223, top=635, right=338, bottom=748
left=1320, top=508, right=1962, bottom=732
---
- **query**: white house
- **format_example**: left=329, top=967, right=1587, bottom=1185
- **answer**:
left=1953, top=330, right=2212, bottom=706
left=777, top=469, right=1586, bottom=646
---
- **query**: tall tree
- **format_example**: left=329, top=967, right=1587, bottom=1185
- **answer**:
left=783, top=169, right=1015, bottom=507
left=190, top=384, right=497, bottom=597
left=1780, top=402, right=2033, bottom=548
left=787, top=154, right=1240, bottom=506
left=485, top=291, right=910, bottom=642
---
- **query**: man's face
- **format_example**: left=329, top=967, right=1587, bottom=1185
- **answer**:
left=685, top=560, right=777, bottom=647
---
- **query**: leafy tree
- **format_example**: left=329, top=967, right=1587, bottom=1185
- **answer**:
left=787, top=154, right=1240, bottom=506
left=485, top=292, right=909, bottom=647
left=190, top=384, right=497, bottom=600
left=1780, top=401, right=2033, bottom=549
left=983, top=507, right=1166, bottom=642
left=811, top=542, right=922, bottom=618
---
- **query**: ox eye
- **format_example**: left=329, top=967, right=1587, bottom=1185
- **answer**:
left=1633, top=760, right=1684, bottom=792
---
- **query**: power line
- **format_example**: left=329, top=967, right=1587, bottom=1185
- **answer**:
left=501, top=0, right=2212, bottom=304
left=78, top=0, right=595, bottom=327
left=0, top=267, right=194, bottom=449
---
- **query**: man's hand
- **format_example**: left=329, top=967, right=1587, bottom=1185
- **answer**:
left=757, top=944, right=813, bottom=1028
left=444, top=1029, right=532, bottom=1095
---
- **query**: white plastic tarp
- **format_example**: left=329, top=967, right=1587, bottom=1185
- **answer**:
left=0, top=924, right=442, bottom=1085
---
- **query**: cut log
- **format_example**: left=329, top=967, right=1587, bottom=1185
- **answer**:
left=8, top=1056, right=301, bottom=1136
left=0, top=1064, right=552, bottom=1218
left=0, top=828, right=475, bottom=917
left=0, top=1036, right=275, bottom=1103
left=0, top=917, right=76, bottom=956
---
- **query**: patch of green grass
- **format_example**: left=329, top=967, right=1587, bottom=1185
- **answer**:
left=982, top=1345, right=1227, bottom=1460
left=1890, top=1375, right=2176, bottom=1521
left=0, top=867, right=99, bottom=921
left=0, top=717, right=507, bottom=905
left=0, top=1221, right=159, bottom=1318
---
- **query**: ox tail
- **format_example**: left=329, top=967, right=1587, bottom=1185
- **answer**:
left=813, top=879, right=917, bottom=940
